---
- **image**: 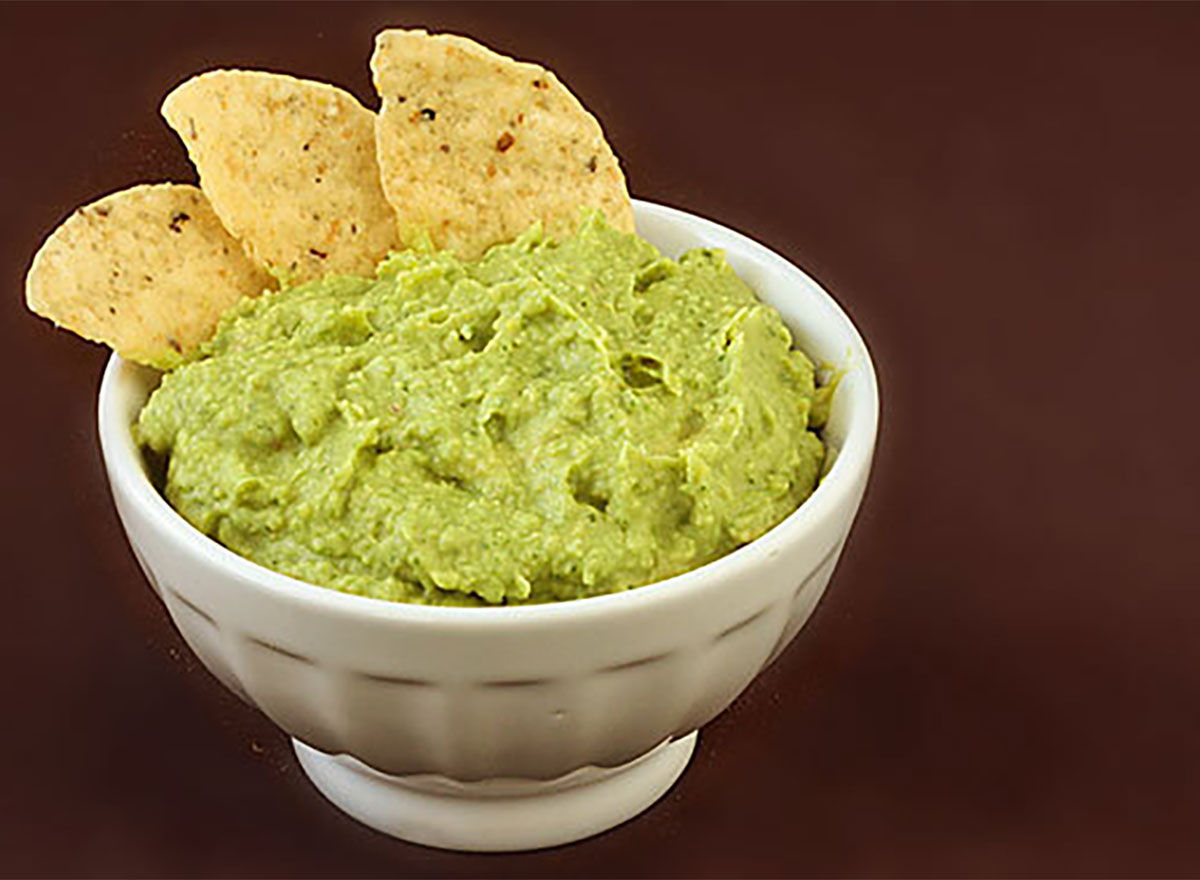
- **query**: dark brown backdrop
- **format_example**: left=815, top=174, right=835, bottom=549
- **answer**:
left=3, top=2, right=1200, bottom=877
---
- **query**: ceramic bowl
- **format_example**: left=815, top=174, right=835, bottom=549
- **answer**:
left=98, top=199, right=879, bottom=851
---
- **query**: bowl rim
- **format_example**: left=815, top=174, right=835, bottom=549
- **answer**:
left=99, top=198, right=880, bottom=627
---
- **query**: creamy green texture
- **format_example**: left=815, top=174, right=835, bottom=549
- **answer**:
left=137, top=214, right=830, bottom=605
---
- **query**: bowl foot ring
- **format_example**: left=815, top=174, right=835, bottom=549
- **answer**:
left=293, top=732, right=697, bottom=851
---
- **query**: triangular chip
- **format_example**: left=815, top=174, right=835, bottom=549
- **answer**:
left=370, top=29, right=635, bottom=259
left=26, top=183, right=272, bottom=369
left=162, top=70, right=398, bottom=281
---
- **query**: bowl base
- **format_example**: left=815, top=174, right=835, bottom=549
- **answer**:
left=293, top=732, right=697, bottom=851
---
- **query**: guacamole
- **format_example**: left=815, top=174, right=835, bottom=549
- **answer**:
left=137, top=214, right=831, bottom=605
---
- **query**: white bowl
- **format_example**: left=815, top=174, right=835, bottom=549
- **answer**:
left=98, top=200, right=879, bottom=851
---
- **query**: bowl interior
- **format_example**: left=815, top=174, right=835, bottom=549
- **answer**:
left=100, top=199, right=879, bottom=617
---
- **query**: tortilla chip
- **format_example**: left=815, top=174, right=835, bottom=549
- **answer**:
left=25, top=183, right=272, bottom=369
left=370, top=29, right=635, bottom=260
left=162, top=70, right=398, bottom=281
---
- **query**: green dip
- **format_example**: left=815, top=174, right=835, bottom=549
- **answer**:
left=137, top=213, right=831, bottom=605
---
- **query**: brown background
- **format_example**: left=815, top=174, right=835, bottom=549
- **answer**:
left=3, top=2, right=1200, bottom=877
